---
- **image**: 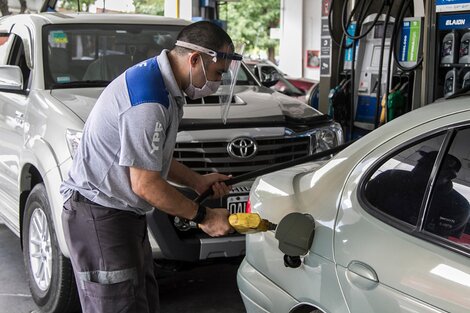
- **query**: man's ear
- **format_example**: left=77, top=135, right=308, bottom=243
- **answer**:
left=189, top=52, right=200, bottom=67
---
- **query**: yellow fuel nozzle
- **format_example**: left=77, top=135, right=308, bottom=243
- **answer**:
left=228, top=213, right=277, bottom=234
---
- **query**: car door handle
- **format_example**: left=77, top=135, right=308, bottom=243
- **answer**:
left=346, top=261, right=379, bottom=290
left=15, top=111, right=24, bottom=126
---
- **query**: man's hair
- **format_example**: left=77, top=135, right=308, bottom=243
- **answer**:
left=174, top=21, right=233, bottom=55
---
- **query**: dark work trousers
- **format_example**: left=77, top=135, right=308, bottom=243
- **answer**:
left=62, top=192, right=159, bottom=313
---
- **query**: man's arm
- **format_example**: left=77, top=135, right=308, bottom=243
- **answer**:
left=167, top=159, right=201, bottom=190
left=130, top=166, right=232, bottom=236
left=168, top=158, right=231, bottom=198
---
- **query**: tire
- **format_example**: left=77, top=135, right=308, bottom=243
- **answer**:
left=22, top=183, right=81, bottom=313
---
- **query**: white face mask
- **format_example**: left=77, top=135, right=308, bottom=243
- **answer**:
left=185, top=56, right=221, bottom=99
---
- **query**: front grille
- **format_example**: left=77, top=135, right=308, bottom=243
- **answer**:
left=174, top=136, right=310, bottom=176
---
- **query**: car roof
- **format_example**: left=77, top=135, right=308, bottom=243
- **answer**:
left=2, top=12, right=191, bottom=27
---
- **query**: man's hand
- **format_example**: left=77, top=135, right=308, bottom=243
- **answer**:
left=195, top=173, right=232, bottom=199
left=198, top=208, right=233, bottom=237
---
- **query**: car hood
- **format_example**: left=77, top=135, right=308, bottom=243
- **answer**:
left=50, top=88, right=104, bottom=121
left=50, top=86, right=324, bottom=124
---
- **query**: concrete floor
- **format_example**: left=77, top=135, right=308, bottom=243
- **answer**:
left=0, top=221, right=246, bottom=313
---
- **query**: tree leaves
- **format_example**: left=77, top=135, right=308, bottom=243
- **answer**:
left=220, top=0, right=280, bottom=58
left=134, top=0, right=164, bottom=16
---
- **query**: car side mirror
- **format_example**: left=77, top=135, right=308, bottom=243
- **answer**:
left=0, top=65, right=23, bottom=91
left=260, top=72, right=280, bottom=88
left=257, top=67, right=280, bottom=88
left=275, top=212, right=315, bottom=268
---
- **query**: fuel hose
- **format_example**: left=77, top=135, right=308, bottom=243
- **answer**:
left=195, top=141, right=353, bottom=204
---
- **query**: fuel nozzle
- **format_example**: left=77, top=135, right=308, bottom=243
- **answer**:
left=228, top=213, right=277, bottom=234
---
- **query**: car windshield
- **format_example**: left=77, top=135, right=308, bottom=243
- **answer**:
left=43, top=24, right=258, bottom=89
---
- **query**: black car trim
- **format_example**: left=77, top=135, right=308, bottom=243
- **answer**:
left=178, top=115, right=332, bottom=131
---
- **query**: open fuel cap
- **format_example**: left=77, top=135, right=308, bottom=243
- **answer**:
left=275, top=212, right=315, bottom=257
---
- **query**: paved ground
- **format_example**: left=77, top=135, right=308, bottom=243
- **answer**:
left=0, top=220, right=246, bottom=313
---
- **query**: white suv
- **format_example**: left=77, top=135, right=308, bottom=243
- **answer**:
left=0, top=12, right=342, bottom=312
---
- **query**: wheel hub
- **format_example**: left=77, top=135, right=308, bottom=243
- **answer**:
left=29, top=208, right=52, bottom=291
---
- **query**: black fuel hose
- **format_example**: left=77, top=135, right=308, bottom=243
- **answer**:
left=384, top=0, right=409, bottom=118
left=342, top=0, right=386, bottom=41
left=195, top=141, right=353, bottom=204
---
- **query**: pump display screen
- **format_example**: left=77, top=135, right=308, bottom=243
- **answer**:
left=371, top=46, right=390, bottom=67
left=374, top=24, right=393, bottom=39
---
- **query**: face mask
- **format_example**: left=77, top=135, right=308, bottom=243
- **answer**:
left=185, top=56, right=221, bottom=99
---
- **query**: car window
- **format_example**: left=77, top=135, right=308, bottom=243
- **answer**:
left=43, top=24, right=260, bottom=89
left=43, top=24, right=182, bottom=88
left=4, top=34, right=30, bottom=89
left=0, top=34, right=15, bottom=65
left=364, top=134, right=447, bottom=226
left=424, top=128, right=470, bottom=249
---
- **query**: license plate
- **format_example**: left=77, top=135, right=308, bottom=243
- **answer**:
left=227, top=195, right=248, bottom=214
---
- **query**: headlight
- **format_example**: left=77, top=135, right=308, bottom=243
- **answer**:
left=65, top=129, right=83, bottom=158
left=311, top=123, right=344, bottom=154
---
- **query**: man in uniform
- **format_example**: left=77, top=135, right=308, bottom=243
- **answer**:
left=60, top=21, right=240, bottom=313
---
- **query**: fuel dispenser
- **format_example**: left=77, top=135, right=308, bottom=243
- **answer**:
left=353, top=15, right=395, bottom=132
left=327, top=0, right=424, bottom=140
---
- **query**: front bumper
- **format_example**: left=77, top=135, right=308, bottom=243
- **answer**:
left=146, top=184, right=250, bottom=262
left=237, top=258, right=299, bottom=313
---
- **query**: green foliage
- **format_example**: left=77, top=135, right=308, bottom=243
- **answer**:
left=220, top=0, right=280, bottom=58
left=60, top=0, right=95, bottom=12
left=134, top=0, right=164, bottom=16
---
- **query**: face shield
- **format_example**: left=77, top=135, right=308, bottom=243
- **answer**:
left=175, top=40, right=244, bottom=124
left=220, top=43, right=244, bottom=124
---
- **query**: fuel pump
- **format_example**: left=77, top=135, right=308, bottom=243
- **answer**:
left=353, top=14, right=395, bottom=132
left=327, top=0, right=423, bottom=139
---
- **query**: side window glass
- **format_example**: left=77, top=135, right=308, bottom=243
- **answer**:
left=0, top=34, right=15, bottom=65
left=7, top=35, right=30, bottom=88
left=364, top=134, right=446, bottom=225
left=424, top=128, right=470, bottom=249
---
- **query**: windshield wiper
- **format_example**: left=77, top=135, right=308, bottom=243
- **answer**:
left=445, top=84, right=470, bottom=100
left=50, top=80, right=110, bottom=89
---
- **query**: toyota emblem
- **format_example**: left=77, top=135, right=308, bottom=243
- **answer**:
left=227, top=137, right=258, bottom=159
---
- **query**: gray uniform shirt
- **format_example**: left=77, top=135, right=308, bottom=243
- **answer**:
left=60, top=50, right=184, bottom=215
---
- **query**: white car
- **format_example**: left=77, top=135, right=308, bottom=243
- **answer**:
left=238, top=99, right=470, bottom=313
left=0, top=12, right=342, bottom=312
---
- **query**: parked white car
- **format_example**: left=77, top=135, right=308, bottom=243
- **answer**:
left=238, top=99, right=470, bottom=313
left=0, top=12, right=342, bottom=312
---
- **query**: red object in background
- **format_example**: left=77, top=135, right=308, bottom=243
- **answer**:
left=285, top=77, right=316, bottom=93
left=449, top=233, right=470, bottom=246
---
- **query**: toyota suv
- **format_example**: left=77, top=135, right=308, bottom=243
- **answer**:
left=0, top=12, right=342, bottom=312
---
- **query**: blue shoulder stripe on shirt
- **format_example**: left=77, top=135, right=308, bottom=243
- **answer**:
left=125, top=57, right=170, bottom=108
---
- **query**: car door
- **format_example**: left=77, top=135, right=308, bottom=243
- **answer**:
left=334, top=120, right=470, bottom=313
left=0, top=31, right=30, bottom=231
